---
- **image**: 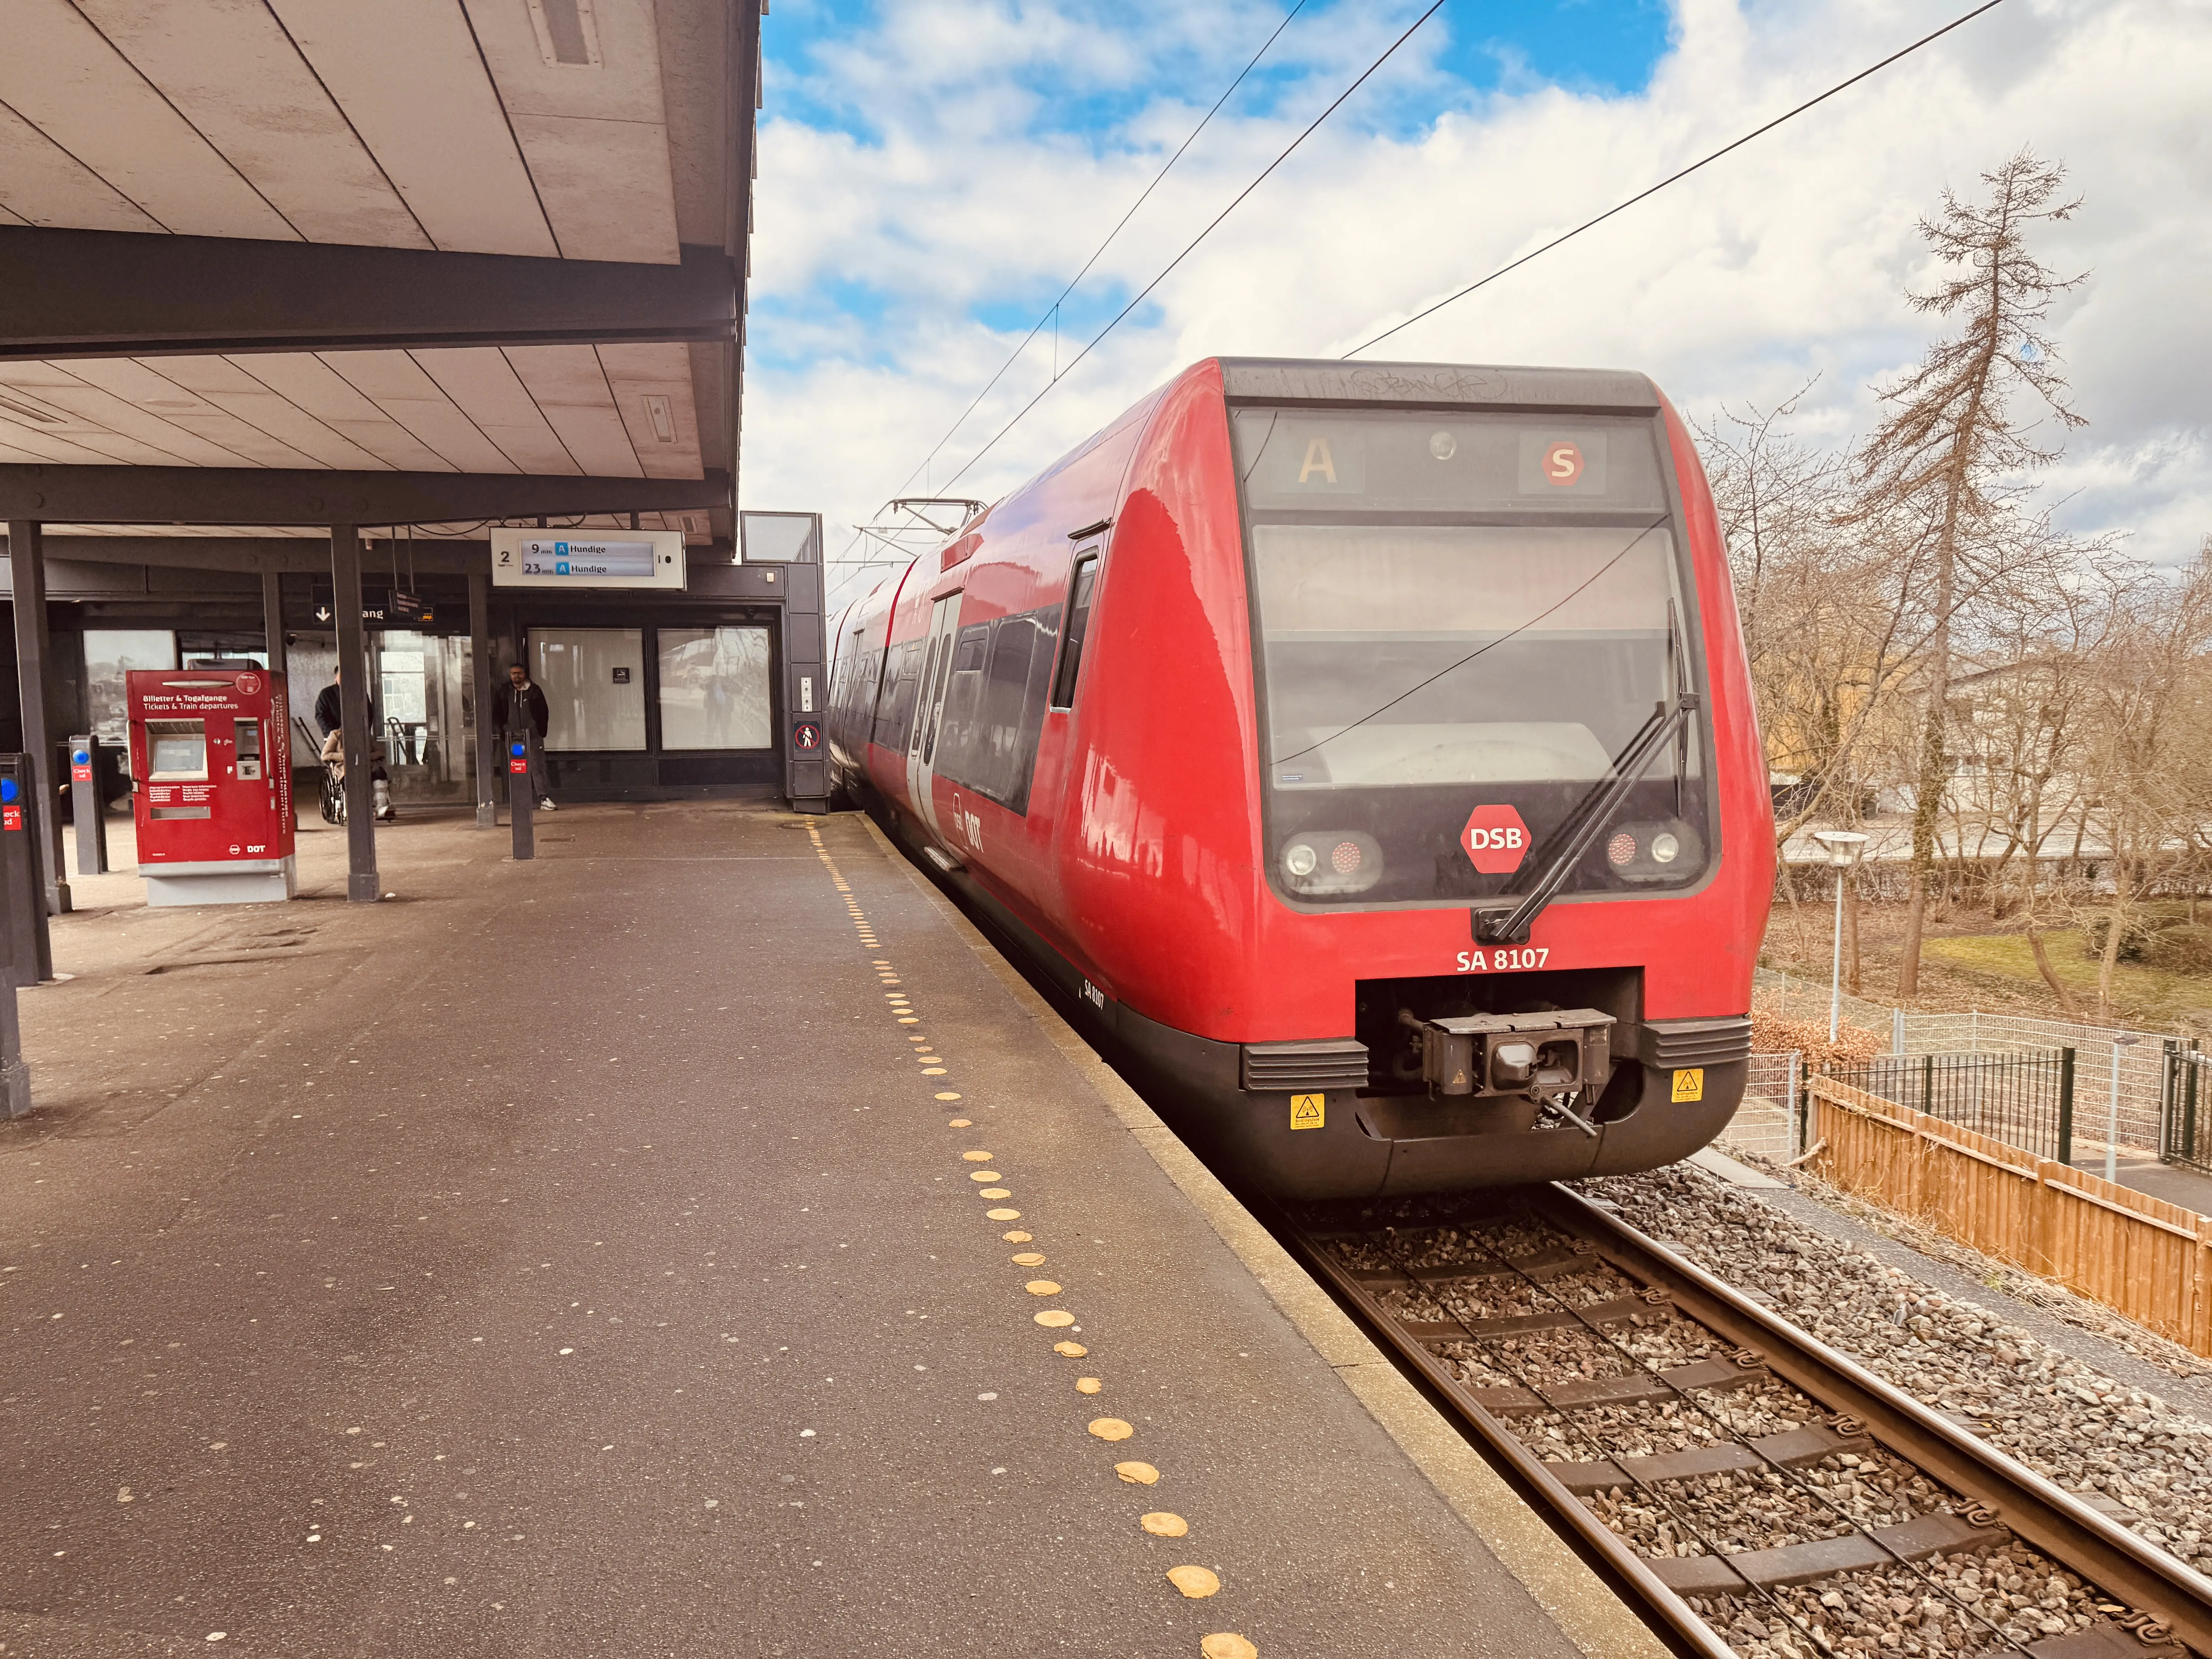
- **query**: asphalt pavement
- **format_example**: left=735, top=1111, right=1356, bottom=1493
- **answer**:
left=0, top=801, right=1599, bottom=1659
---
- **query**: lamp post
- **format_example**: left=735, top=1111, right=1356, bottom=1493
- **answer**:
left=2108, top=1034, right=2140, bottom=1182
left=1813, top=830, right=1870, bottom=1044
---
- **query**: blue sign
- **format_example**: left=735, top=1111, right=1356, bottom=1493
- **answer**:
left=555, top=542, right=570, bottom=555
left=0, top=778, right=18, bottom=804
left=72, top=749, right=88, bottom=764
left=510, top=742, right=527, bottom=757
left=556, top=562, right=570, bottom=575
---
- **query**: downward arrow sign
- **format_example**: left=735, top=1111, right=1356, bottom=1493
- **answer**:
left=314, top=606, right=332, bottom=622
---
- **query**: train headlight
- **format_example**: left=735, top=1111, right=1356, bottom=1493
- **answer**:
left=1610, top=821, right=1700, bottom=882
left=1427, top=430, right=1457, bottom=461
left=1279, top=831, right=1383, bottom=896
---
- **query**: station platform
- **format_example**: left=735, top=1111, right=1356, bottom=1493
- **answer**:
left=1, top=803, right=1657, bottom=1659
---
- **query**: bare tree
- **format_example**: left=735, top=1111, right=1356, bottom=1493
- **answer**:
left=1946, top=539, right=2133, bottom=1012
left=1854, top=150, right=2087, bottom=998
left=2075, top=548, right=2212, bottom=1015
left=1702, top=392, right=1917, bottom=869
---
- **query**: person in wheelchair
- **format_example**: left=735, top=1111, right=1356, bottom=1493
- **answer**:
left=315, top=665, right=395, bottom=823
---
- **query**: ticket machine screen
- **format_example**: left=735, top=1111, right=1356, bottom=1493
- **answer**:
left=147, top=720, right=208, bottom=779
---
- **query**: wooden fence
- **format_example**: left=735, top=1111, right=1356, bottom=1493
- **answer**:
left=1805, top=1072, right=2212, bottom=1358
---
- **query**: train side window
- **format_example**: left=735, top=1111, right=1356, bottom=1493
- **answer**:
left=1050, top=551, right=1101, bottom=708
left=872, top=643, right=910, bottom=750
left=926, top=623, right=988, bottom=767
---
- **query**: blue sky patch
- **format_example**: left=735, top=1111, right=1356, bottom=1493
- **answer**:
left=762, top=0, right=1678, bottom=143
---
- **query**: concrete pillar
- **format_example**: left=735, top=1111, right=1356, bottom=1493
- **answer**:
left=6, top=520, right=70, bottom=915
left=469, top=572, right=495, bottom=828
left=330, top=526, right=379, bottom=903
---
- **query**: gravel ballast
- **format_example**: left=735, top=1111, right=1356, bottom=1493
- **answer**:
left=1585, top=1163, right=2212, bottom=1578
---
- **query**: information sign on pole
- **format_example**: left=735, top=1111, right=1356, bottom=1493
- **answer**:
left=489, top=527, right=687, bottom=590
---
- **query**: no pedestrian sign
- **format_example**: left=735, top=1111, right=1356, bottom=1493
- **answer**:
left=793, top=721, right=822, bottom=752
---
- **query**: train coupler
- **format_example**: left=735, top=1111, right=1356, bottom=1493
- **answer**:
left=1394, top=1007, right=1616, bottom=1102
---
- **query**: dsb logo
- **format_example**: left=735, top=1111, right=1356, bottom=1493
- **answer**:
left=1461, top=804, right=1531, bottom=874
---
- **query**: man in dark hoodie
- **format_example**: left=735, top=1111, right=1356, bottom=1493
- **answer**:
left=491, top=661, right=555, bottom=812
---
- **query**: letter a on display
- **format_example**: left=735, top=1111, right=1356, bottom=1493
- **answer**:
left=1298, top=439, right=1337, bottom=484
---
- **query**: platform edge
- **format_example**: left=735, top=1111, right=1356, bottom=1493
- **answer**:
left=857, top=815, right=1669, bottom=1659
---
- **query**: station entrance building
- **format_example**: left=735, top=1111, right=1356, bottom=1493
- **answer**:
left=1, top=512, right=827, bottom=816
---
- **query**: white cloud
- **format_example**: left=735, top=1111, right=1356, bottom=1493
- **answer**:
left=739, top=0, right=2212, bottom=607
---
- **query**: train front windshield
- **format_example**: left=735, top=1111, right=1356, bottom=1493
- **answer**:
left=1233, top=407, right=1713, bottom=908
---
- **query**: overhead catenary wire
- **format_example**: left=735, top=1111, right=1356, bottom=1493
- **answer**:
left=1345, top=0, right=2012, bottom=357
left=821, top=0, right=1317, bottom=604
left=891, top=0, right=1313, bottom=504
left=936, top=0, right=1450, bottom=493
left=830, top=0, right=2008, bottom=604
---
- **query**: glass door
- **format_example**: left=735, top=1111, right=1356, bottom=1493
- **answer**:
left=905, top=594, right=962, bottom=845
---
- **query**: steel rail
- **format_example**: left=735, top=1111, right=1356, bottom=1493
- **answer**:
left=1271, top=1183, right=2212, bottom=1659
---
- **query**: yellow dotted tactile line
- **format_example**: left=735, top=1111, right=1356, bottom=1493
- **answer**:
left=803, top=821, right=1249, bottom=1654
left=806, top=824, right=966, bottom=1103
left=806, top=822, right=881, bottom=949
left=863, top=958, right=961, bottom=1102
left=953, top=1138, right=1254, bottom=1657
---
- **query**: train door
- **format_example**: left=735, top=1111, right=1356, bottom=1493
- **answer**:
left=905, top=592, right=962, bottom=843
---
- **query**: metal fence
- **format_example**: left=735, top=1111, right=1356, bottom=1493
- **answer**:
left=1826, top=1048, right=2077, bottom=1164
left=1720, top=1051, right=1802, bottom=1160
left=1902, top=1013, right=2167, bottom=1152
left=1753, top=965, right=2173, bottom=1152
left=2164, top=1049, right=2212, bottom=1175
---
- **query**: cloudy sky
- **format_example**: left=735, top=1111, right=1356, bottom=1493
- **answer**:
left=734, top=0, right=2209, bottom=607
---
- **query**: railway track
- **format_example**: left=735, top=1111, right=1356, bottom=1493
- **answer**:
left=1272, top=1183, right=2212, bottom=1659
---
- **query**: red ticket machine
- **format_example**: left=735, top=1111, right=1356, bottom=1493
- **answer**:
left=126, top=669, right=295, bottom=906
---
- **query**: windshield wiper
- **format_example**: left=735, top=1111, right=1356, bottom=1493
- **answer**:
left=1473, top=690, right=1700, bottom=945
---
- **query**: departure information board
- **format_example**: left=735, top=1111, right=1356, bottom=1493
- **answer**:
left=490, top=528, right=687, bottom=590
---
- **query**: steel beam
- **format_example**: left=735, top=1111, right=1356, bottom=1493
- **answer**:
left=330, top=527, right=378, bottom=904
left=260, top=570, right=288, bottom=686
left=33, top=533, right=737, bottom=577
left=38, top=536, right=474, bottom=576
left=0, top=230, right=738, bottom=360
left=5, top=522, right=69, bottom=915
left=0, top=467, right=729, bottom=528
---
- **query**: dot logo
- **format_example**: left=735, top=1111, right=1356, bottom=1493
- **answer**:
left=1542, top=441, right=1585, bottom=486
left=1461, top=804, right=1530, bottom=874
left=235, top=672, right=263, bottom=696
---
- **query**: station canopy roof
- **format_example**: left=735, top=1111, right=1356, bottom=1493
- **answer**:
left=0, top=0, right=759, bottom=550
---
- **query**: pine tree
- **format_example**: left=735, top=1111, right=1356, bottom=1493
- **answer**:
left=1856, top=149, right=2086, bottom=1000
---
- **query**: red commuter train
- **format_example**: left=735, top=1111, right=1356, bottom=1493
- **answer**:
left=826, top=358, right=1774, bottom=1198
